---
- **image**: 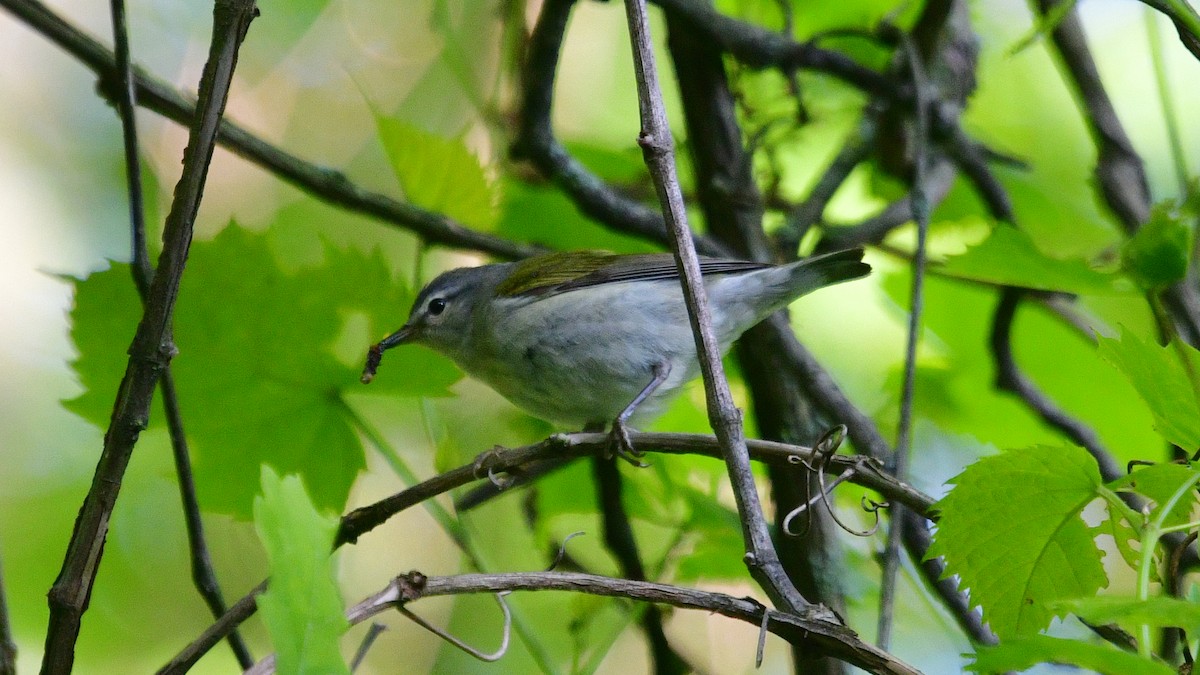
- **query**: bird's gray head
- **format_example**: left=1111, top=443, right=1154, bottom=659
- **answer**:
left=370, top=262, right=513, bottom=364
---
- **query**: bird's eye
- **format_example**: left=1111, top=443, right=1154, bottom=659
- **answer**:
left=428, top=298, right=447, bottom=316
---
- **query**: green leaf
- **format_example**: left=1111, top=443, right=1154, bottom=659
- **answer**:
left=1097, top=328, right=1200, bottom=451
left=254, top=467, right=350, bottom=675
left=1123, top=199, right=1196, bottom=289
left=939, top=225, right=1126, bottom=294
left=1109, top=462, right=1200, bottom=529
left=1057, top=596, right=1200, bottom=635
left=65, top=224, right=461, bottom=517
left=968, top=635, right=1172, bottom=675
left=374, top=116, right=497, bottom=227
left=675, top=488, right=748, bottom=582
left=928, top=445, right=1107, bottom=638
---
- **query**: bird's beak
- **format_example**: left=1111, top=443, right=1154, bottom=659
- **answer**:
left=377, top=324, right=417, bottom=350
left=361, top=324, right=417, bottom=384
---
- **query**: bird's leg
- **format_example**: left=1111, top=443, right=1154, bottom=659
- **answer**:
left=609, top=361, right=671, bottom=467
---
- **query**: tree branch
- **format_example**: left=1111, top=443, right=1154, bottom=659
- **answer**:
left=665, top=15, right=848, bottom=671
left=105, top=0, right=250, bottom=665
left=40, top=1, right=258, bottom=671
left=622, top=0, right=818, bottom=616
left=990, top=288, right=1122, bottom=480
left=878, top=33, right=933, bottom=650
left=344, top=571, right=920, bottom=675
left=155, top=580, right=265, bottom=675
left=162, top=432, right=937, bottom=672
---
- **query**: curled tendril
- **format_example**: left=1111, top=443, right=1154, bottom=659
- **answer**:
left=398, top=592, right=511, bottom=662
left=546, top=531, right=586, bottom=572
left=782, top=425, right=864, bottom=537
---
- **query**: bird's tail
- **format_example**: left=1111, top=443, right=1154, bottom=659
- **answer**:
left=786, top=248, right=871, bottom=296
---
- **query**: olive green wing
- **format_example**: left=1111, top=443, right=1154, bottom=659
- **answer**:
left=496, top=251, right=770, bottom=298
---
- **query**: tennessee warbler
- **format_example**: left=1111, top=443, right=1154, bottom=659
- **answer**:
left=362, top=249, right=869, bottom=456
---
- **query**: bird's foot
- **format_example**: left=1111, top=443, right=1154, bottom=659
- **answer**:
left=608, top=418, right=649, bottom=468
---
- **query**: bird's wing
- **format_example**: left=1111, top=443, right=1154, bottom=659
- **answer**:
left=496, top=251, right=770, bottom=298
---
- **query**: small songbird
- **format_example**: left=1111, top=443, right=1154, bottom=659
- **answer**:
left=362, top=249, right=869, bottom=456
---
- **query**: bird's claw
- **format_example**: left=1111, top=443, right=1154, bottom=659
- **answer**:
left=608, top=419, right=649, bottom=468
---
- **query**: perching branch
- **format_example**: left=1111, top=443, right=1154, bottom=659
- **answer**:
left=162, top=432, right=937, bottom=672
left=0, top=0, right=538, bottom=262
left=348, top=571, right=921, bottom=675
left=106, top=0, right=250, bottom=665
left=40, top=1, right=258, bottom=672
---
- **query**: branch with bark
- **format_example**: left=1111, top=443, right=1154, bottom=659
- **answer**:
left=41, top=2, right=258, bottom=671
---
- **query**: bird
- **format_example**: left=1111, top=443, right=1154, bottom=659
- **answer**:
left=362, top=248, right=870, bottom=461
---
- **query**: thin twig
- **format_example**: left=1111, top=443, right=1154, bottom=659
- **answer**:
left=40, top=2, right=259, bottom=672
left=591, top=457, right=687, bottom=674
left=348, top=571, right=921, bottom=675
left=156, top=580, right=265, bottom=675
left=623, top=0, right=819, bottom=615
left=878, top=34, right=932, bottom=650
left=0, top=0, right=537, bottom=261
left=106, top=0, right=250, bottom=665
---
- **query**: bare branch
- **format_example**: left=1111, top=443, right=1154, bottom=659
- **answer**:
left=41, top=1, right=259, bottom=671
left=156, top=580, right=265, bottom=675
left=105, top=0, right=250, bottom=664
left=621, top=0, right=818, bottom=616
left=1035, top=0, right=1200, bottom=346
left=162, top=432, right=937, bottom=672
left=878, top=33, right=934, bottom=651
left=348, top=571, right=921, bottom=675
left=990, top=288, right=1122, bottom=480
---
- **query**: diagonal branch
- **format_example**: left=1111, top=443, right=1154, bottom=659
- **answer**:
left=40, top=1, right=259, bottom=671
left=106, top=0, right=250, bottom=665
left=0, top=0, right=537, bottom=261
left=621, top=0, right=817, bottom=616
left=665, top=14, right=849, bottom=671
left=1035, top=0, right=1200, bottom=347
